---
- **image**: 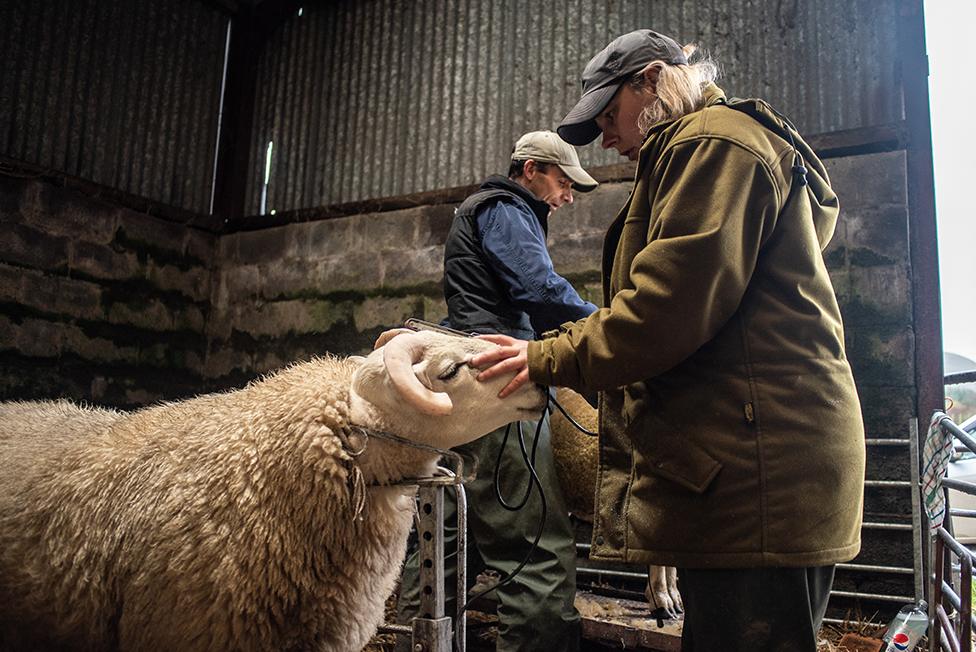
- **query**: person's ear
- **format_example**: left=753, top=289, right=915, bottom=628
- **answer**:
left=523, top=159, right=537, bottom=180
left=640, top=63, right=661, bottom=94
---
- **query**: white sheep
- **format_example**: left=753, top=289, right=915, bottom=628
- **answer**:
left=549, top=387, right=683, bottom=617
left=0, top=329, right=544, bottom=652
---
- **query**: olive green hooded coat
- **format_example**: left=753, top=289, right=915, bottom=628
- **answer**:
left=528, top=84, right=865, bottom=568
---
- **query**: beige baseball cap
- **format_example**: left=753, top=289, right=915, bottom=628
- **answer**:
left=511, top=130, right=599, bottom=192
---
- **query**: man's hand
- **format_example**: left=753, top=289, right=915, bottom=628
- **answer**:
left=471, top=334, right=531, bottom=398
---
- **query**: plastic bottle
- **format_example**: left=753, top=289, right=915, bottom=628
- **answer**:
left=882, top=601, right=928, bottom=652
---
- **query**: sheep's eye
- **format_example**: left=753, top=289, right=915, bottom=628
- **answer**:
left=438, top=364, right=461, bottom=381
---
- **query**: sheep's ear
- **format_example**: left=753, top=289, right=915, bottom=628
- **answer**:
left=348, top=355, right=367, bottom=365
left=373, top=328, right=413, bottom=350
left=384, top=333, right=454, bottom=416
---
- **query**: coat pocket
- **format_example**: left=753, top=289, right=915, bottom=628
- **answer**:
left=623, top=384, right=723, bottom=494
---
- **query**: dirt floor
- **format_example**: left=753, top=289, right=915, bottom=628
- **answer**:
left=366, top=618, right=892, bottom=652
left=362, top=592, right=896, bottom=652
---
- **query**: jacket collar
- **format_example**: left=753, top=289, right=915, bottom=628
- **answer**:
left=638, top=82, right=728, bottom=150
left=480, top=175, right=550, bottom=228
left=701, top=82, right=727, bottom=108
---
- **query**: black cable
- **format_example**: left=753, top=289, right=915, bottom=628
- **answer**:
left=548, top=393, right=599, bottom=437
left=451, top=390, right=599, bottom=650
left=453, top=393, right=550, bottom=650
left=492, top=420, right=544, bottom=510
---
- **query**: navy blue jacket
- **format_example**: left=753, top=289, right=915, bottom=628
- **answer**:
left=443, top=175, right=596, bottom=340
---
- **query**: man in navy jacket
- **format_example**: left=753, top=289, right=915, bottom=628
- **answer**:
left=397, top=131, right=598, bottom=651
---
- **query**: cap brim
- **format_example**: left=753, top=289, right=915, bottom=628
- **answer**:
left=557, top=82, right=621, bottom=146
left=558, top=163, right=598, bottom=193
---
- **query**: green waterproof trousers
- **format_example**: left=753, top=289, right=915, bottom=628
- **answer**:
left=396, top=417, right=581, bottom=652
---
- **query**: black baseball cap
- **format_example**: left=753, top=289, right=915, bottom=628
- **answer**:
left=557, top=29, right=687, bottom=146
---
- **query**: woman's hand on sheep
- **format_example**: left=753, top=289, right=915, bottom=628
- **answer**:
left=472, top=334, right=530, bottom=398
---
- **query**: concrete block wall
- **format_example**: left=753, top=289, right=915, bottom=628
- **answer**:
left=2, top=152, right=915, bottom=434
left=208, top=183, right=634, bottom=385
left=208, top=204, right=455, bottom=386
left=0, top=177, right=215, bottom=407
left=826, top=151, right=915, bottom=484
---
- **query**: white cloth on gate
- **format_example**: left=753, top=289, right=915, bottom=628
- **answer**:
left=922, top=413, right=954, bottom=533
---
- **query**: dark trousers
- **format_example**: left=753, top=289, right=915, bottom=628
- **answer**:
left=677, top=565, right=835, bottom=652
left=396, top=418, right=581, bottom=652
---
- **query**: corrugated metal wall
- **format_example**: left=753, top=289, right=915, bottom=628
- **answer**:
left=0, top=0, right=228, bottom=214
left=246, top=0, right=902, bottom=214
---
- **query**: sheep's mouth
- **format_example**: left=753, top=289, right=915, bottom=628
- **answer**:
left=518, top=406, right=545, bottom=416
left=519, top=395, right=548, bottom=414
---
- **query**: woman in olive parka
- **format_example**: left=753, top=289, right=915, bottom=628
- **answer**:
left=473, top=29, right=865, bottom=652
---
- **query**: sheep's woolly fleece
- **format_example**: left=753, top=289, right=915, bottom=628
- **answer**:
left=549, top=387, right=599, bottom=520
left=0, top=355, right=429, bottom=652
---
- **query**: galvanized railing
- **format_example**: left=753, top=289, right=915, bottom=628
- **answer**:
left=928, top=411, right=976, bottom=651
left=376, top=472, right=468, bottom=652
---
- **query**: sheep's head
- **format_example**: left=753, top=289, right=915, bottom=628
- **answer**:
left=350, top=330, right=545, bottom=449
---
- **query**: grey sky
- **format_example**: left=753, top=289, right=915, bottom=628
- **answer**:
left=926, top=0, right=976, bottom=363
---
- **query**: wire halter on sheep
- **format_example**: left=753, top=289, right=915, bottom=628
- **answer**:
left=340, top=424, right=472, bottom=520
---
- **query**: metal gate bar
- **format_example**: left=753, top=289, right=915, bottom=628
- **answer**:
left=927, top=413, right=975, bottom=652
left=377, top=471, right=468, bottom=652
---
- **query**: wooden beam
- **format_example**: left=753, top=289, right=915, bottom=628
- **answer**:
left=222, top=182, right=481, bottom=233
left=898, top=0, right=944, bottom=424
left=0, top=156, right=215, bottom=231
left=222, top=121, right=911, bottom=234
left=805, top=122, right=908, bottom=159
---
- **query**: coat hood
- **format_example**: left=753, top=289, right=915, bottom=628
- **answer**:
left=708, top=85, right=840, bottom=249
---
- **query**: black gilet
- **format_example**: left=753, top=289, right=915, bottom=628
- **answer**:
left=442, top=175, right=549, bottom=340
